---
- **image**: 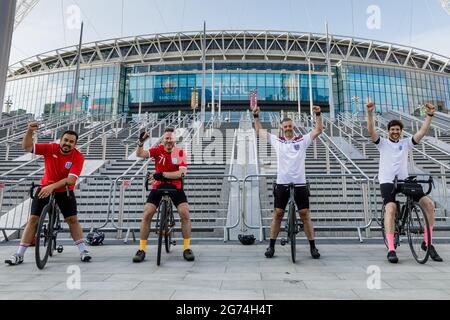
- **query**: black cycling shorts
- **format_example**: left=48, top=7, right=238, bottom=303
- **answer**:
left=30, top=188, right=77, bottom=219
left=273, top=184, right=310, bottom=210
left=380, top=183, right=426, bottom=205
left=146, top=184, right=188, bottom=208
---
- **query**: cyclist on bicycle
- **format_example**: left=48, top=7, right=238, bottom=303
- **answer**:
left=5, top=121, right=91, bottom=266
left=366, top=98, right=443, bottom=263
left=133, top=127, right=195, bottom=262
left=252, top=105, right=323, bottom=259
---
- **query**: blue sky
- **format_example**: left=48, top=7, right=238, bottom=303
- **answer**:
left=9, top=0, right=450, bottom=64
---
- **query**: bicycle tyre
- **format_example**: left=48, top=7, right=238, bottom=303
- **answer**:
left=288, top=202, right=296, bottom=263
left=35, top=204, right=53, bottom=270
left=156, top=201, right=167, bottom=266
left=165, top=204, right=174, bottom=253
left=49, top=207, right=61, bottom=257
left=407, top=203, right=431, bottom=264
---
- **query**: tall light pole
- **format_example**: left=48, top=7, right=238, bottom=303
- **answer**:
left=211, top=58, right=215, bottom=124
left=297, top=73, right=301, bottom=117
left=0, top=0, right=17, bottom=121
left=201, top=21, right=206, bottom=123
left=326, top=22, right=335, bottom=120
left=307, top=57, right=314, bottom=117
left=72, top=21, right=84, bottom=119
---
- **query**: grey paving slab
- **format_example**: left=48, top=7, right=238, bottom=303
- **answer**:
left=383, top=279, right=450, bottom=289
left=263, top=288, right=360, bottom=300
left=1, top=243, right=450, bottom=300
left=47, top=281, right=141, bottom=291
left=336, top=272, right=420, bottom=280
left=185, top=272, right=261, bottom=281
left=261, top=272, right=340, bottom=281
left=303, top=280, right=393, bottom=290
left=0, top=290, right=87, bottom=300
left=0, top=282, right=63, bottom=292
left=171, top=289, right=265, bottom=300
left=105, top=273, right=186, bottom=282
left=135, top=280, right=222, bottom=291
left=221, top=280, right=307, bottom=290
left=79, top=290, right=175, bottom=300
left=353, top=289, right=450, bottom=300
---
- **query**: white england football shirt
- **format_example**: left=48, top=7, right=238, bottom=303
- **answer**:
left=375, top=137, right=415, bottom=184
left=268, top=132, right=313, bottom=184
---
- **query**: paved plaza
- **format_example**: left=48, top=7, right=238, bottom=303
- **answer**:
left=1, top=241, right=450, bottom=300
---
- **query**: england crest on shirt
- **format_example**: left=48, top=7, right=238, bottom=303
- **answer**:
left=399, top=146, right=403, bottom=151
left=65, top=161, right=72, bottom=169
left=294, top=144, right=300, bottom=151
left=172, top=157, right=178, bottom=164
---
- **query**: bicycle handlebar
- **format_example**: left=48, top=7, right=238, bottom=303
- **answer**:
left=30, top=182, right=71, bottom=199
left=145, top=171, right=185, bottom=191
left=393, top=175, right=434, bottom=196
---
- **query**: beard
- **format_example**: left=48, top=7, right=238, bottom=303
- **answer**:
left=284, top=130, right=294, bottom=139
left=165, top=143, right=174, bottom=151
left=60, top=145, right=72, bottom=153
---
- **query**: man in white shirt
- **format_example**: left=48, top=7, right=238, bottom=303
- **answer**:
left=366, top=98, right=443, bottom=263
left=253, top=105, right=323, bottom=259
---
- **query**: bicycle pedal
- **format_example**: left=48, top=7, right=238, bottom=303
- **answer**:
left=171, top=241, right=176, bottom=246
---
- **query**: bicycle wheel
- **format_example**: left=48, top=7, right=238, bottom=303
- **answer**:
left=165, top=205, right=174, bottom=253
left=35, top=204, right=54, bottom=269
left=156, top=201, right=167, bottom=266
left=288, top=202, right=296, bottom=263
left=407, top=203, right=430, bottom=264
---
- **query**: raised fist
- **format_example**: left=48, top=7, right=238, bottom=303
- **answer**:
left=312, top=106, right=321, bottom=114
left=27, top=121, right=39, bottom=132
left=139, top=131, right=150, bottom=143
left=425, top=103, right=436, bottom=115
left=366, top=97, right=375, bottom=113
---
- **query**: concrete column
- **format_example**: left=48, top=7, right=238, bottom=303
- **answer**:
left=0, top=0, right=17, bottom=121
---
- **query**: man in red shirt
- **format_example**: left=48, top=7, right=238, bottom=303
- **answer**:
left=5, top=121, right=91, bottom=265
left=133, top=127, right=195, bottom=262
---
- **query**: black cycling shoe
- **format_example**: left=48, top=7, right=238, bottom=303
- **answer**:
left=183, top=249, right=195, bottom=261
left=387, top=251, right=398, bottom=264
left=264, top=247, right=275, bottom=258
left=421, top=242, right=443, bottom=262
left=310, top=247, right=321, bottom=259
left=132, top=250, right=146, bottom=263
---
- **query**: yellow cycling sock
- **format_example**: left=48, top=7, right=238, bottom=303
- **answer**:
left=183, top=238, right=190, bottom=250
left=139, top=240, right=147, bottom=252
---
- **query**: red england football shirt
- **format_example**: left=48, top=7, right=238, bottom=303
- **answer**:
left=34, top=143, right=85, bottom=192
left=149, top=145, right=187, bottom=190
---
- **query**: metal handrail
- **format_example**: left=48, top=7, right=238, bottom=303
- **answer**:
left=375, top=115, right=450, bottom=170
left=294, top=116, right=356, bottom=177
left=243, top=173, right=373, bottom=242
left=0, top=115, right=126, bottom=177
left=388, top=109, right=450, bottom=134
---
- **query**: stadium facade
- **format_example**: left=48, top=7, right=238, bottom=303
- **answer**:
left=3, top=30, right=450, bottom=119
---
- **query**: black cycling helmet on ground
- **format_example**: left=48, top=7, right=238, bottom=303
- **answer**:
left=86, top=231, right=105, bottom=246
left=238, top=234, right=256, bottom=245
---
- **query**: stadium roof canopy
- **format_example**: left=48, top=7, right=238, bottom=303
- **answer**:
left=8, top=30, right=450, bottom=78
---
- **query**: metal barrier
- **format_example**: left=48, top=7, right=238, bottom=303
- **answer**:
left=0, top=175, right=114, bottom=241
left=110, top=173, right=240, bottom=242
left=243, top=173, right=373, bottom=242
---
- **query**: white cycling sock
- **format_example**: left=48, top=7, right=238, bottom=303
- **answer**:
left=16, top=244, right=29, bottom=257
left=75, top=239, right=87, bottom=253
